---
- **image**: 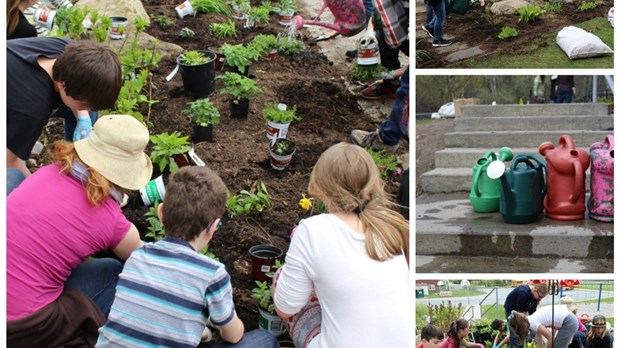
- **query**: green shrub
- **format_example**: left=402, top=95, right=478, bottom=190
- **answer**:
left=179, top=50, right=211, bottom=65
left=216, top=72, right=263, bottom=100
left=578, top=1, right=596, bottom=11
left=192, top=0, right=232, bottom=15
left=497, top=26, right=519, bottom=39
left=262, top=103, right=300, bottom=123
left=542, top=1, right=562, bottom=13
left=155, top=15, right=173, bottom=28
left=349, top=64, right=388, bottom=81
left=250, top=34, right=279, bottom=56
left=149, top=132, right=192, bottom=174
left=277, top=37, right=305, bottom=55
left=210, top=20, right=237, bottom=38
left=178, top=27, right=195, bottom=38
left=517, top=5, right=545, bottom=22
left=367, top=148, right=401, bottom=180
left=220, top=43, right=261, bottom=74
left=226, top=182, right=272, bottom=218
left=182, top=98, right=221, bottom=127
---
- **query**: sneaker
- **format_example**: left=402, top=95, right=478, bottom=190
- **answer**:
left=432, top=39, right=453, bottom=47
left=350, top=129, right=399, bottom=153
left=359, top=80, right=399, bottom=100
left=421, top=24, right=434, bottom=38
left=345, top=49, right=357, bottom=58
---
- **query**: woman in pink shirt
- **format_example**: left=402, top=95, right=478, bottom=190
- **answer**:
left=440, top=319, right=485, bottom=348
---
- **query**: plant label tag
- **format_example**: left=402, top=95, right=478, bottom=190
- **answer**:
left=188, top=148, right=205, bottom=167
left=277, top=103, right=287, bottom=111
left=166, top=64, right=179, bottom=82
left=261, top=265, right=271, bottom=272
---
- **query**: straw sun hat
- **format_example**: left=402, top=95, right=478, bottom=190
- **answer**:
left=560, top=296, right=576, bottom=312
left=74, top=115, right=152, bottom=190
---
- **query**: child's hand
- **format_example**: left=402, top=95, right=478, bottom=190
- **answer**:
left=201, top=326, right=213, bottom=342
left=73, top=116, right=92, bottom=141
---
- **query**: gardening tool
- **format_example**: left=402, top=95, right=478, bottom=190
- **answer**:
left=539, top=135, right=590, bottom=221
left=492, top=154, right=547, bottom=224
left=588, top=134, right=614, bottom=222
left=469, top=147, right=513, bottom=213
left=292, top=0, right=366, bottom=37
left=312, top=31, right=340, bottom=42
left=356, top=30, right=379, bottom=65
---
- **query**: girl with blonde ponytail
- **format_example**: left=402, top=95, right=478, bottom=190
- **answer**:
left=273, top=142, right=409, bottom=348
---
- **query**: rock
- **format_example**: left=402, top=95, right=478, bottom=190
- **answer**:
left=490, top=0, right=533, bottom=15
left=75, top=0, right=150, bottom=24
left=105, top=31, right=184, bottom=58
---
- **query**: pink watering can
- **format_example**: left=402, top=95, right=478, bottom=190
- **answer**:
left=588, top=134, right=614, bottom=222
left=293, top=0, right=366, bottom=37
left=538, top=135, right=590, bottom=221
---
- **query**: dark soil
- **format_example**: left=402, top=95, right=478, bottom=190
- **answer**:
left=36, top=0, right=407, bottom=342
left=416, top=2, right=611, bottom=68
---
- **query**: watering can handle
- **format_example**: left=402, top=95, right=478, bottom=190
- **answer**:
left=605, top=134, right=614, bottom=151
left=473, top=151, right=497, bottom=197
left=571, top=159, right=584, bottom=203
left=559, top=134, right=577, bottom=150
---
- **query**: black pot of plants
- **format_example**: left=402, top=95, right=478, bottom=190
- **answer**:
left=231, top=98, right=250, bottom=119
left=193, top=124, right=214, bottom=143
left=177, top=50, right=217, bottom=99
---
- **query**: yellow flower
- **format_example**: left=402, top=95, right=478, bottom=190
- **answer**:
left=299, top=194, right=312, bottom=210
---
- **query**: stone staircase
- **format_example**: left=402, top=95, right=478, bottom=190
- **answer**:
left=415, top=103, right=614, bottom=273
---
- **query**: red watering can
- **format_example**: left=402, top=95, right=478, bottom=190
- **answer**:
left=588, top=134, right=614, bottom=222
left=292, top=0, right=366, bottom=37
left=538, top=135, right=590, bottom=221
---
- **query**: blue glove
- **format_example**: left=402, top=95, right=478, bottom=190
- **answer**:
left=73, top=116, right=92, bottom=141
left=492, top=344, right=499, bottom=348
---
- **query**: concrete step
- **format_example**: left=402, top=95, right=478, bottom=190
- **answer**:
left=445, top=130, right=610, bottom=148
left=415, top=194, right=613, bottom=269
left=454, top=115, right=613, bottom=132
left=433, top=148, right=596, bottom=168
left=421, top=167, right=591, bottom=193
left=461, top=103, right=609, bottom=118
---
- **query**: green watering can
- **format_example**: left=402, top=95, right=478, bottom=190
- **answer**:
left=469, top=147, right=513, bottom=213
left=490, top=154, right=547, bottom=224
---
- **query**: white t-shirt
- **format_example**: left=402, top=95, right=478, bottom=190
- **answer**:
left=528, top=305, right=572, bottom=333
left=274, top=214, right=409, bottom=348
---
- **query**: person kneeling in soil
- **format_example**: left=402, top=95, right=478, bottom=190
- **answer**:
left=586, top=315, right=613, bottom=348
left=97, top=166, right=280, bottom=348
left=509, top=305, right=579, bottom=348
left=273, top=142, right=409, bottom=348
left=440, top=319, right=484, bottom=348
left=7, top=115, right=151, bottom=347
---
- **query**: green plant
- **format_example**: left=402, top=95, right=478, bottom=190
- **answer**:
left=155, top=14, right=173, bottom=28
left=89, top=11, right=113, bottom=43
left=349, top=64, right=388, bottom=81
left=248, top=6, right=270, bottom=23
left=367, top=148, right=401, bottom=180
left=229, top=0, right=251, bottom=14
left=276, top=37, right=305, bottom=55
left=144, top=205, right=165, bottom=241
left=273, top=0, right=296, bottom=13
left=226, top=181, right=272, bottom=218
left=179, top=27, right=196, bottom=38
left=149, top=132, right=192, bottom=174
left=182, top=98, right=221, bottom=127
left=427, top=301, right=463, bottom=334
left=517, top=5, right=545, bottom=23
left=497, top=26, right=519, bottom=39
left=299, top=193, right=327, bottom=214
left=484, top=5, right=502, bottom=25
left=271, top=138, right=294, bottom=155
left=542, top=1, right=562, bottom=13
left=577, top=1, right=596, bottom=11
left=252, top=281, right=275, bottom=312
left=219, top=43, right=261, bottom=74
left=216, top=72, right=263, bottom=100
left=209, top=20, right=237, bottom=38
left=53, top=5, right=91, bottom=39
left=111, top=69, right=158, bottom=123
left=262, top=103, right=300, bottom=123
left=250, top=34, right=278, bottom=56
left=192, top=0, right=232, bottom=15
left=179, top=50, right=211, bottom=65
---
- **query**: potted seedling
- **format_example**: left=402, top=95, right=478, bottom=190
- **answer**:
left=149, top=131, right=193, bottom=175
left=273, top=0, right=296, bottom=26
left=219, top=43, right=261, bottom=76
left=262, top=102, right=299, bottom=140
left=251, top=260, right=286, bottom=337
left=182, top=98, right=221, bottom=143
left=176, top=0, right=232, bottom=18
left=216, top=72, right=263, bottom=118
left=229, top=0, right=251, bottom=19
left=276, top=36, right=305, bottom=55
left=246, top=6, right=270, bottom=28
left=177, top=50, right=217, bottom=98
left=209, top=20, right=237, bottom=39
left=251, top=34, right=278, bottom=60
left=269, top=138, right=296, bottom=170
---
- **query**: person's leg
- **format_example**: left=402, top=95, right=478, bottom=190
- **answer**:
left=554, top=315, right=579, bottom=348
left=7, top=168, right=26, bottom=195
left=363, top=0, right=373, bottom=25
left=376, top=29, right=401, bottom=71
left=507, top=312, right=520, bottom=348
left=65, top=258, right=123, bottom=318
left=209, top=329, right=280, bottom=348
left=379, top=67, right=409, bottom=145
left=425, top=3, right=434, bottom=24
left=432, top=0, right=446, bottom=41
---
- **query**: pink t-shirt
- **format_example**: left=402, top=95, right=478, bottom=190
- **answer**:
left=7, top=164, right=131, bottom=320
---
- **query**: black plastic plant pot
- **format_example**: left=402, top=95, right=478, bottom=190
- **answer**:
left=193, top=124, right=214, bottom=143
left=231, top=98, right=250, bottom=119
left=177, top=50, right=217, bottom=99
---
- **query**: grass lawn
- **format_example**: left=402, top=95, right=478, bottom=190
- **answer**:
left=576, top=283, right=614, bottom=292
left=422, top=289, right=487, bottom=298
left=452, top=17, right=613, bottom=68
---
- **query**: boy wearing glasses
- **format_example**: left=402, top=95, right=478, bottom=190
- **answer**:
left=97, top=166, right=279, bottom=348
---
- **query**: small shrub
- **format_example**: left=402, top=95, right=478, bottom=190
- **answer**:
left=277, top=37, right=305, bottom=55
left=192, top=0, right=232, bottom=15
left=248, top=6, right=271, bottom=23
left=216, top=72, right=263, bottom=100
left=262, top=103, right=300, bottom=123
left=517, top=5, right=545, bottom=23
left=209, top=20, right=237, bottom=38
left=226, top=181, right=272, bottom=218
left=178, top=27, right=196, bottom=38
left=150, top=131, right=192, bottom=174
left=484, top=6, right=502, bottom=25
left=220, top=43, right=261, bottom=74
left=155, top=15, right=173, bottom=28
left=577, top=1, right=596, bottom=11
left=497, top=26, right=519, bottom=39
left=179, top=50, right=211, bottom=65
left=349, top=64, right=388, bottom=82
left=182, top=98, right=221, bottom=127
left=250, top=34, right=278, bottom=56
left=542, top=1, right=562, bottom=13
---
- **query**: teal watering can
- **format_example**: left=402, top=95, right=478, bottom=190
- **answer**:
left=491, top=154, right=547, bottom=224
left=470, top=147, right=513, bottom=213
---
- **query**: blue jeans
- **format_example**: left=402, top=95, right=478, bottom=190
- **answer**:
left=50, top=105, right=98, bottom=141
left=379, top=67, right=409, bottom=146
left=556, top=87, right=573, bottom=103
left=209, top=329, right=280, bottom=347
left=65, top=258, right=123, bottom=319
left=363, top=0, right=373, bottom=25
left=7, top=168, right=26, bottom=195
left=427, top=0, right=450, bottom=40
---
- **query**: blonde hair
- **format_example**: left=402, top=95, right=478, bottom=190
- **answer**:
left=308, top=142, right=408, bottom=261
left=531, top=283, right=548, bottom=294
left=50, top=141, right=114, bottom=206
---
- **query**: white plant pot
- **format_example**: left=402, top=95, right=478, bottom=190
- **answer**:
left=175, top=0, right=195, bottom=18
left=34, top=8, right=56, bottom=30
left=139, top=175, right=166, bottom=206
left=258, top=307, right=286, bottom=336
left=109, top=16, right=128, bottom=40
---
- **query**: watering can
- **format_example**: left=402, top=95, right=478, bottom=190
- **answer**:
left=588, top=134, right=614, bottom=222
left=538, top=135, right=590, bottom=221
left=292, top=0, right=366, bottom=37
left=489, top=154, right=547, bottom=224
left=470, top=147, right=513, bottom=213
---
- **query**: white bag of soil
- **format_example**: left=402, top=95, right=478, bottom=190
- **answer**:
left=556, top=26, right=613, bottom=59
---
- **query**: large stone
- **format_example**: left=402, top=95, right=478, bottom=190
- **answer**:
left=105, top=31, right=185, bottom=58
left=490, top=0, right=531, bottom=15
left=75, top=0, right=150, bottom=24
